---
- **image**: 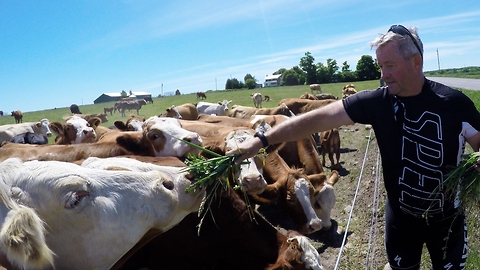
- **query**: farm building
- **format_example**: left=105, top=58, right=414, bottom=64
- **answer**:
left=94, top=91, right=152, bottom=104
left=264, top=74, right=282, bottom=87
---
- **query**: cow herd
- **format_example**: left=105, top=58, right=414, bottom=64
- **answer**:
left=0, top=86, right=354, bottom=269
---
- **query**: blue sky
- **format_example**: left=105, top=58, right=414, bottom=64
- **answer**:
left=2, top=1, right=480, bottom=113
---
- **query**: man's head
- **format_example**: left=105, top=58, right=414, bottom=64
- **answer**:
left=371, top=25, right=424, bottom=96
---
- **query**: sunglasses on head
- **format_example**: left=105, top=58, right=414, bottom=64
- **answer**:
left=388, top=24, right=423, bottom=58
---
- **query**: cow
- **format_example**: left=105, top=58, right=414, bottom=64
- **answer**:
left=114, top=169, right=323, bottom=270
left=309, top=84, right=322, bottom=94
left=0, top=111, right=3, bottom=116
left=252, top=92, right=263, bottom=108
left=316, top=93, right=338, bottom=100
left=0, top=118, right=203, bottom=162
left=8, top=132, right=48, bottom=145
left=69, top=104, right=82, bottom=114
left=278, top=98, right=337, bottom=115
left=114, top=115, right=145, bottom=131
left=104, top=107, right=114, bottom=115
left=163, top=103, right=198, bottom=120
left=144, top=96, right=154, bottom=104
left=264, top=95, right=271, bottom=102
left=319, top=128, right=341, bottom=169
left=116, top=100, right=147, bottom=117
left=162, top=105, right=183, bottom=119
left=0, top=119, right=53, bottom=144
left=342, top=83, right=357, bottom=99
left=175, top=89, right=181, bottom=96
left=196, top=100, right=232, bottom=116
left=0, top=158, right=205, bottom=270
left=11, top=110, right=22, bottom=124
left=229, top=103, right=294, bottom=119
left=253, top=103, right=295, bottom=117
left=196, top=91, right=206, bottom=100
left=49, top=115, right=100, bottom=144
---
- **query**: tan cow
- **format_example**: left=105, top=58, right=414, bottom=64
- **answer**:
left=162, top=103, right=198, bottom=120
left=342, top=83, right=357, bottom=99
left=309, top=84, right=322, bottom=94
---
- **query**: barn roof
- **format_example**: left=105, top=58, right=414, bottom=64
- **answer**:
left=103, top=91, right=151, bottom=97
left=265, top=74, right=282, bottom=79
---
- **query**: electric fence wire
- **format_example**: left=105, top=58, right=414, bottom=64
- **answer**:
left=334, top=128, right=374, bottom=270
left=364, top=148, right=382, bottom=269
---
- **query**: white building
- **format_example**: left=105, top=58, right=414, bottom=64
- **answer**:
left=264, top=74, right=282, bottom=87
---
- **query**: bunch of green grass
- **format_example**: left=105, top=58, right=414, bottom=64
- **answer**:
left=442, top=152, right=480, bottom=209
left=177, top=138, right=255, bottom=234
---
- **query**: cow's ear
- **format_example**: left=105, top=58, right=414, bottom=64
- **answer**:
left=88, top=117, right=102, bottom=129
left=48, top=122, right=64, bottom=136
left=114, top=121, right=128, bottom=131
left=218, top=101, right=222, bottom=105
left=35, top=122, right=42, bottom=128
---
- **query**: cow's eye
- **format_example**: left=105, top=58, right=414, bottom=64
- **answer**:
left=65, top=190, right=90, bottom=209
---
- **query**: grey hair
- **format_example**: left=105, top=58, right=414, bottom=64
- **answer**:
left=370, top=26, right=423, bottom=60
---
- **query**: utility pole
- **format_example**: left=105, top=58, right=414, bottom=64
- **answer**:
left=437, top=49, right=441, bottom=71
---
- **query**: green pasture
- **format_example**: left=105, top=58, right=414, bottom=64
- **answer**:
left=0, top=80, right=381, bottom=127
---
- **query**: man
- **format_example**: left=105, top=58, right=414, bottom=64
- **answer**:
left=227, top=25, right=480, bottom=270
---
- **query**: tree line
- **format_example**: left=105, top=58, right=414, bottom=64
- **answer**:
left=225, top=52, right=381, bottom=90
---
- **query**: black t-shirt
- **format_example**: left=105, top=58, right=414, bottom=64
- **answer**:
left=343, top=78, right=480, bottom=220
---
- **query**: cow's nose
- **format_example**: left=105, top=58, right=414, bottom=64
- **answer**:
left=46, top=132, right=52, bottom=137
left=241, top=174, right=267, bottom=194
left=306, top=218, right=322, bottom=234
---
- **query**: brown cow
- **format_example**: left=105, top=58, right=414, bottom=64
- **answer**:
left=196, top=91, right=206, bottom=100
left=320, top=128, right=341, bottom=169
left=11, top=110, right=22, bottom=124
left=316, top=93, right=338, bottom=100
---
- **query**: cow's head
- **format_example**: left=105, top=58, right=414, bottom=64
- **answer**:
left=36, top=118, right=53, bottom=137
left=217, top=100, right=232, bottom=111
left=224, top=130, right=267, bottom=195
left=114, top=115, right=145, bottom=131
left=142, top=117, right=203, bottom=158
left=309, top=170, right=339, bottom=231
left=1, top=158, right=204, bottom=269
left=49, top=115, right=98, bottom=144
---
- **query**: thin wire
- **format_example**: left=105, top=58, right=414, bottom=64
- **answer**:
left=365, top=148, right=382, bottom=269
left=334, top=128, right=374, bottom=270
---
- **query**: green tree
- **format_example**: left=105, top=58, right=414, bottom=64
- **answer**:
left=281, top=69, right=299, bottom=86
left=326, top=58, right=339, bottom=82
left=274, top=68, right=286, bottom=75
left=299, top=52, right=317, bottom=84
left=338, top=61, right=358, bottom=82
left=120, top=90, right=128, bottom=98
left=225, top=78, right=242, bottom=90
left=245, top=78, right=257, bottom=89
left=356, top=55, right=381, bottom=81
left=292, top=66, right=306, bottom=85
left=244, top=73, right=254, bottom=82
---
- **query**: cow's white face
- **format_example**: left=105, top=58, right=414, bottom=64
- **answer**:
left=128, top=118, right=144, bottom=131
left=38, top=118, right=53, bottom=137
left=225, top=130, right=266, bottom=195
left=293, top=178, right=323, bottom=234
left=66, top=115, right=96, bottom=143
left=0, top=158, right=204, bottom=270
left=143, top=116, right=203, bottom=158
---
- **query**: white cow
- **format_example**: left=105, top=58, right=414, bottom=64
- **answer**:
left=251, top=92, right=262, bottom=108
left=196, top=100, right=232, bottom=116
left=0, top=119, right=53, bottom=143
left=0, top=158, right=205, bottom=270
